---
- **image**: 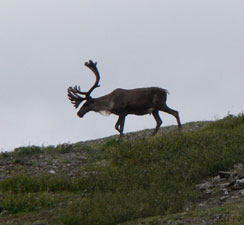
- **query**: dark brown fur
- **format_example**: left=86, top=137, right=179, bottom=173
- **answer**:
left=68, top=60, right=182, bottom=136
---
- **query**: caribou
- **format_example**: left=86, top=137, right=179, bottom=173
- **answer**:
left=67, top=60, right=182, bottom=136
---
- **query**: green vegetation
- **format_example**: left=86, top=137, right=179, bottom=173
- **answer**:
left=0, top=113, right=244, bottom=224
left=0, top=143, right=75, bottom=159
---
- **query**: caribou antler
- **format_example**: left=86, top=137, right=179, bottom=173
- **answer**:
left=67, top=87, right=86, bottom=108
left=84, top=60, right=100, bottom=98
left=67, top=60, right=101, bottom=108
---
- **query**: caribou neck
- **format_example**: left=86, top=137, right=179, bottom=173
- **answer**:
left=92, top=95, right=114, bottom=113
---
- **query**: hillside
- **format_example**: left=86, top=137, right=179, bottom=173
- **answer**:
left=0, top=114, right=244, bottom=225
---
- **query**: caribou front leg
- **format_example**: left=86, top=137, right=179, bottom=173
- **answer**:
left=152, top=110, right=162, bottom=136
left=115, top=114, right=126, bottom=137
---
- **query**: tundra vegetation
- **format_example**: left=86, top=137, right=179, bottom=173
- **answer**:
left=0, top=113, right=244, bottom=225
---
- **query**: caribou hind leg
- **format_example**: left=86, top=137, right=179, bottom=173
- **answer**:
left=161, top=104, right=182, bottom=129
left=152, top=110, right=162, bottom=136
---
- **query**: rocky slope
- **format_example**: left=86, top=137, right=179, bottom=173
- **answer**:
left=0, top=119, right=244, bottom=225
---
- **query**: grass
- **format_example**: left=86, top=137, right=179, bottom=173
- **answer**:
left=124, top=202, right=244, bottom=225
left=0, top=143, right=75, bottom=160
left=0, top=113, right=244, bottom=224
left=0, top=192, right=58, bottom=214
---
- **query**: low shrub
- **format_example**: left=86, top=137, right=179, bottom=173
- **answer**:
left=13, top=145, right=42, bottom=156
left=0, top=192, right=57, bottom=213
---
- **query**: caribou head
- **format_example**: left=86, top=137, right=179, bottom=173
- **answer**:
left=68, top=60, right=182, bottom=136
left=67, top=60, right=101, bottom=118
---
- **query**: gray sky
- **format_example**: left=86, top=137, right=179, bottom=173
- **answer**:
left=1, top=0, right=244, bottom=151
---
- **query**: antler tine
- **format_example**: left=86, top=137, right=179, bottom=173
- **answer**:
left=73, top=85, right=87, bottom=95
left=67, top=59, right=100, bottom=108
left=67, top=87, right=86, bottom=108
left=84, top=59, right=100, bottom=98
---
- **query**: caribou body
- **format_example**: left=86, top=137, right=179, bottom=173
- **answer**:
left=68, top=60, right=182, bottom=136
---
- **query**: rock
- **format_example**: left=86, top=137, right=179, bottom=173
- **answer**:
left=234, top=163, right=243, bottom=170
left=196, top=181, right=213, bottom=190
left=232, top=178, right=244, bottom=190
left=196, top=163, right=244, bottom=209
left=220, top=196, right=228, bottom=201
left=231, top=195, right=239, bottom=200
left=219, top=171, right=232, bottom=179
left=236, top=178, right=244, bottom=186
left=212, top=175, right=221, bottom=182
left=0, top=209, right=9, bottom=215
left=48, top=169, right=56, bottom=174
left=240, top=190, right=244, bottom=196
left=219, top=182, right=230, bottom=188
left=205, top=189, right=212, bottom=195
left=222, top=188, right=229, bottom=195
left=198, top=203, right=206, bottom=207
